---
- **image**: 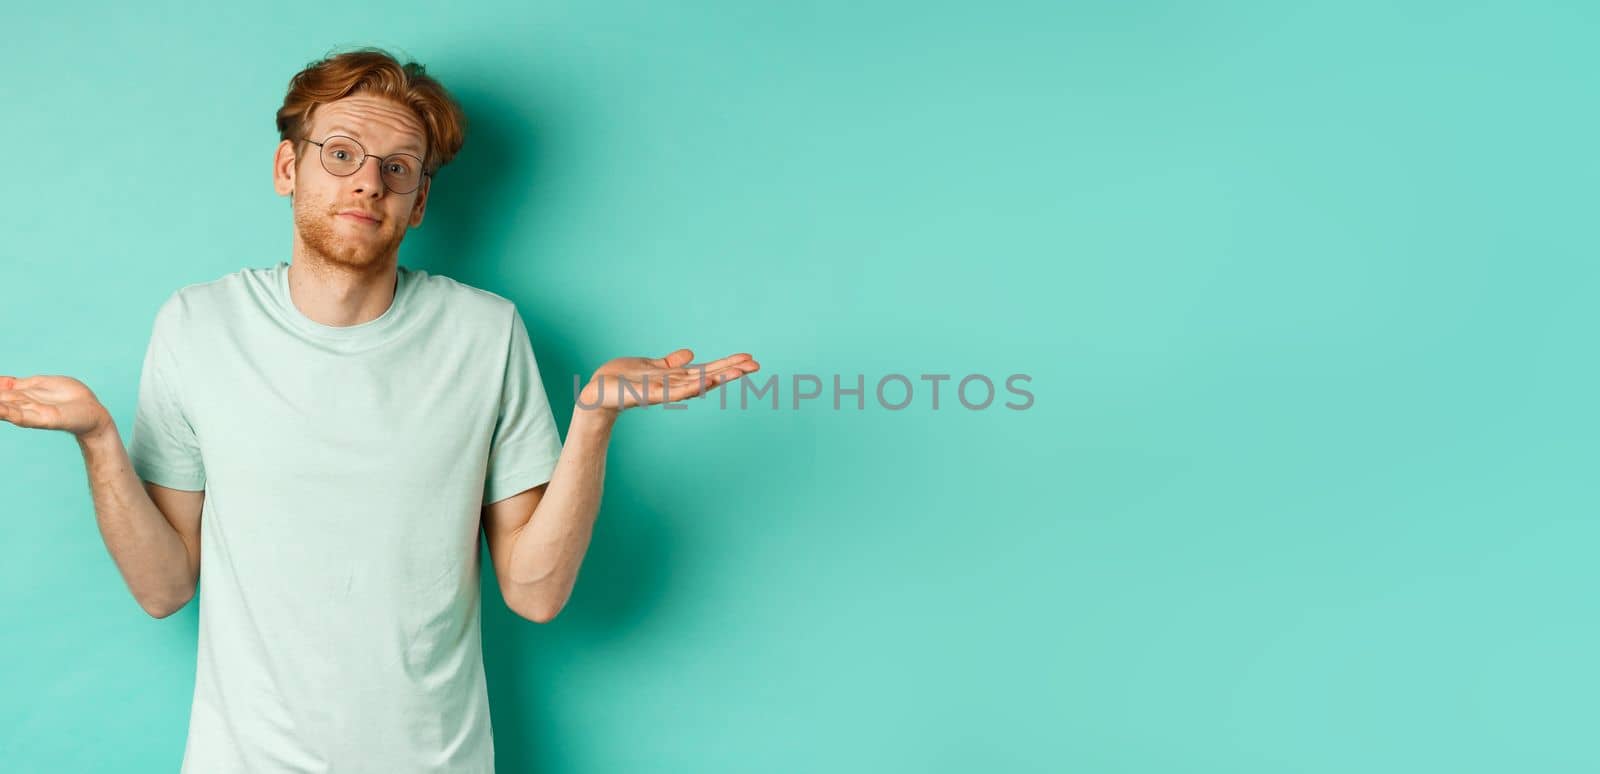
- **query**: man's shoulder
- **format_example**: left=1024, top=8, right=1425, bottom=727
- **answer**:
left=153, top=265, right=275, bottom=324
left=407, top=268, right=520, bottom=324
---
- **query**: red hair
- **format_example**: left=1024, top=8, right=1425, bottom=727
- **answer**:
left=275, top=47, right=467, bottom=175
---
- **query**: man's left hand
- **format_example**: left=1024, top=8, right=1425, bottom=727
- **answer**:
left=577, top=348, right=760, bottom=415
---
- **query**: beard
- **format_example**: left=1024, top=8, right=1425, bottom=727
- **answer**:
left=292, top=195, right=407, bottom=276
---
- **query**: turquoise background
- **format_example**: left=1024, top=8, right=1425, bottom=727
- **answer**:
left=2, top=1, right=1596, bottom=771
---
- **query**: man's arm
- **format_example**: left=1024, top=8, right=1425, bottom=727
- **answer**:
left=3, top=375, right=203, bottom=618
left=482, top=407, right=615, bottom=623
left=480, top=347, right=758, bottom=623
left=78, top=421, right=204, bottom=618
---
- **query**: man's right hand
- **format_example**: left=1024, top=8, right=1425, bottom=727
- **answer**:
left=0, top=375, right=113, bottom=438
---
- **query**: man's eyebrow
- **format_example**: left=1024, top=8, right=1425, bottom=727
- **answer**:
left=322, top=126, right=425, bottom=157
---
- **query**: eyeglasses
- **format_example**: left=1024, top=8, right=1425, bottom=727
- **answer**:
left=302, top=135, right=429, bottom=194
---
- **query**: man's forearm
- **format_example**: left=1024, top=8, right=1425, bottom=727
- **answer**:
left=505, top=406, right=616, bottom=619
left=76, top=422, right=195, bottom=617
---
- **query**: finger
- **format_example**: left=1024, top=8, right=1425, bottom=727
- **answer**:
left=666, top=361, right=757, bottom=398
left=1, top=400, right=39, bottom=427
left=707, top=361, right=759, bottom=386
left=668, top=358, right=755, bottom=387
left=0, top=405, right=32, bottom=427
left=649, top=349, right=694, bottom=369
left=682, top=353, right=754, bottom=376
left=676, top=359, right=758, bottom=383
left=0, top=387, right=43, bottom=404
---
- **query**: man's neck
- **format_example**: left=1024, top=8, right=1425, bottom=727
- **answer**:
left=285, top=254, right=400, bottom=328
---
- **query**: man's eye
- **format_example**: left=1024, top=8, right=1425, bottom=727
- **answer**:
left=332, top=150, right=350, bottom=160
left=386, top=162, right=409, bottom=175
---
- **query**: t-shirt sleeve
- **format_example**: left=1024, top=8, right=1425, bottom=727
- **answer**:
left=482, top=306, right=565, bottom=506
left=128, top=294, right=207, bottom=491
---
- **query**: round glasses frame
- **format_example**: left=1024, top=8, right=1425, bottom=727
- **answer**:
left=301, top=135, right=430, bottom=195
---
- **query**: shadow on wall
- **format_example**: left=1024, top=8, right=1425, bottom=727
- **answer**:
left=397, top=77, right=680, bottom=774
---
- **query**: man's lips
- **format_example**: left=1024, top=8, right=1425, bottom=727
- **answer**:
left=337, top=210, right=381, bottom=224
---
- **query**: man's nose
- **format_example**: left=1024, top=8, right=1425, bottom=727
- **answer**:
left=349, top=156, right=386, bottom=197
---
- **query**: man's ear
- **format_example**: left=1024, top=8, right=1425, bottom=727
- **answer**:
left=273, top=139, right=297, bottom=198
left=408, top=174, right=431, bottom=228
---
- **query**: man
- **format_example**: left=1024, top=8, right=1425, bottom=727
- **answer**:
left=0, top=47, right=759, bottom=772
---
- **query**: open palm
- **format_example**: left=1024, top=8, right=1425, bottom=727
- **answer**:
left=0, top=374, right=111, bottom=436
left=578, top=349, right=760, bottom=413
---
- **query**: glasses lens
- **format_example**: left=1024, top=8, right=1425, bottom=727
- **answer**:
left=320, top=137, right=364, bottom=175
left=382, top=155, right=423, bottom=194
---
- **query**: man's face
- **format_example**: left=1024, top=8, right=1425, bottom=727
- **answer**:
left=273, top=94, right=432, bottom=271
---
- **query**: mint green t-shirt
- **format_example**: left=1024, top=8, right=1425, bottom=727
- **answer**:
left=128, top=261, right=564, bottom=773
